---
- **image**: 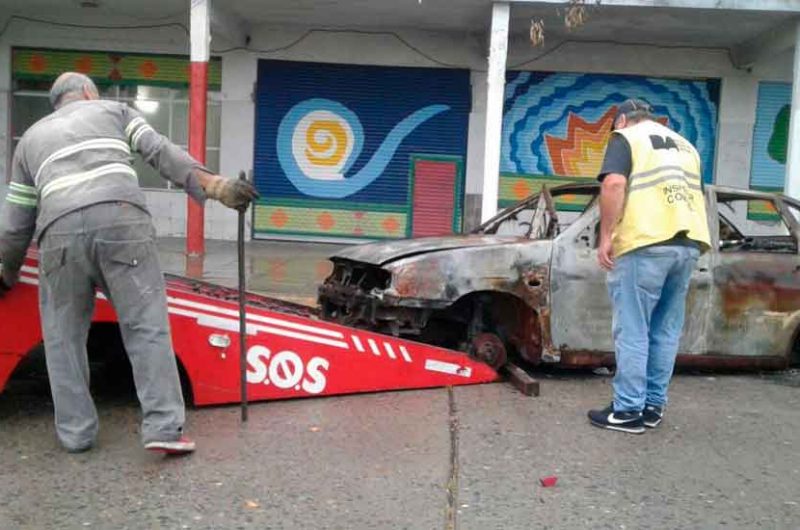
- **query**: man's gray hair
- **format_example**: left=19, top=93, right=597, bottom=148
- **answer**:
left=49, top=72, right=98, bottom=108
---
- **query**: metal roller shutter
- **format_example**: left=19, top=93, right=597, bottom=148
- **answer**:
left=750, top=81, right=791, bottom=191
left=253, top=60, right=470, bottom=241
left=498, top=71, right=720, bottom=210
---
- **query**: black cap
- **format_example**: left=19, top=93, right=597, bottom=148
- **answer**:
left=614, top=98, right=653, bottom=124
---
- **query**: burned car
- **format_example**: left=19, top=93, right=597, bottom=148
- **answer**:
left=319, top=183, right=800, bottom=370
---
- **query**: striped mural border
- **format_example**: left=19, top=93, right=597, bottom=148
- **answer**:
left=12, top=47, right=222, bottom=90
left=253, top=201, right=409, bottom=240
left=499, top=173, right=594, bottom=211
left=745, top=186, right=783, bottom=221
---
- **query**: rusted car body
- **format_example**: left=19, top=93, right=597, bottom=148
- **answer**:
left=319, top=183, right=800, bottom=370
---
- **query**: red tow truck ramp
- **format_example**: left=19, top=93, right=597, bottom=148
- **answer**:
left=0, top=253, right=499, bottom=405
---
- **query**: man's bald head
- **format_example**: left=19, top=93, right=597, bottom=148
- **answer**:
left=49, top=72, right=99, bottom=109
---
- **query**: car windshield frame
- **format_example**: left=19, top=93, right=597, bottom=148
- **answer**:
left=473, top=183, right=600, bottom=238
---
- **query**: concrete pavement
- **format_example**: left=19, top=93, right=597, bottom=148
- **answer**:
left=2, top=371, right=798, bottom=529
left=456, top=372, right=800, bottom=530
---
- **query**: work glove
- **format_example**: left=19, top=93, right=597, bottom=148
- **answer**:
left=204, top=175, right=260, bottom=212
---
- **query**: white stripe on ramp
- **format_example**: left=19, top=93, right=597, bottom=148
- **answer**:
left=368, top=338, right=380, bottom=356
left=424, top=359, right=472, bottom=378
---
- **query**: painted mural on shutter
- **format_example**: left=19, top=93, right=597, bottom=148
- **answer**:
left=499, top=72, right=719, bottom=209
left=750, top=82, right=791, bottom=191
left=748, top=82, right=791, bottom=220
left=253, top=60, right=470, bottom=241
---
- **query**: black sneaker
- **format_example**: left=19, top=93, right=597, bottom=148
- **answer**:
left=588, top=404, right=645, bottom=434
left=643, top=404, right=664, bottom=428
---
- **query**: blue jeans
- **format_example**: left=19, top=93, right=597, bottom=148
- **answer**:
left=607, top=244, right=700, bottom=412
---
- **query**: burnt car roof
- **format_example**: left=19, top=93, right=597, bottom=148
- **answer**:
left=329, top=183, right=797, bottom=266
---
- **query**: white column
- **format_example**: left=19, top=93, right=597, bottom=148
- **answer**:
left=219, top=51, right=258, bottom=241
left=715, top=75, right=758, bottom=226
left=784, top=21, right=800, bottom=199
left=480, top=2, right=510, bottom=222
left=191, top=0, right=211, bottom=62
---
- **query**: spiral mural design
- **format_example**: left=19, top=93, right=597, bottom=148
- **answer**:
left=254, top=60, right=471, bottom=240
left=277, top=98, right=450, bottom=198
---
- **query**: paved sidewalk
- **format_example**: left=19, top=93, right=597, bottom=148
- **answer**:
left=2, top=372, right=798, bottom=529
left=157, top=238, right=345, bottom=306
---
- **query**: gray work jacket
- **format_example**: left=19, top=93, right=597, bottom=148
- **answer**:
left=0, top=99, right=208, bottom=285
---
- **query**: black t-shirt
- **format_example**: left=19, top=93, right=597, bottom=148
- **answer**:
left=597, top=134, right=632, bottom=182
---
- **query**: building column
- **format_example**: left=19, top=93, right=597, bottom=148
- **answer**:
left=187, top=0, right=210, bottom=275
left=480, top=2, right=510, bottom=223
left=714, top=75, right=758, bottom=226
left=784, top=21, right=800, bottom=199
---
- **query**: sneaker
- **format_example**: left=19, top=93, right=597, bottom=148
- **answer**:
left=145, top=436, right=196, bottom=455
left=588, top=403, right=645, bottom=434
left=643, top=404, right=664, bottom=428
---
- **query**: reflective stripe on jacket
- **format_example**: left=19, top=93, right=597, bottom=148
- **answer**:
left=612, top=120, right=711, bottom=257
left=0, top=99, right=207, bottom=286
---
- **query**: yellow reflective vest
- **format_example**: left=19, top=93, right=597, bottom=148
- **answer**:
left=611, top=120, right=711, bottom=257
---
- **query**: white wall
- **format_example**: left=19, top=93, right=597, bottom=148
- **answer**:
left=466, top=71, right=488, bottom=195
left=715, top=76, right=759, bottom=189
left=245, top=25, right=485, bottom=70
left=751, top=48, right=794, bottom=82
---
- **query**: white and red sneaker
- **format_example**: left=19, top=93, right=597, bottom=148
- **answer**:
left=145, top=436, right=196, bottom=455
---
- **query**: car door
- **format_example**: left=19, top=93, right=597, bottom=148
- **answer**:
left=549, top=193, right=713, bottom=359
left=707, top=189, right=800, bottom=361
left=549, top=201, right=615, bottom=357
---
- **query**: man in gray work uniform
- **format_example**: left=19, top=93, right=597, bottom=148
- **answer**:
left=0, top=72, right=258, bottom=454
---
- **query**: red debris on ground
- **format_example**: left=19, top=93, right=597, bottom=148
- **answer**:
left=540, top=476, right=558, bottom=488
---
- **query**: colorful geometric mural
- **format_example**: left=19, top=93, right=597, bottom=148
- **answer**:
left=12, top=48, right=222, bottom=89
left=253, top=61, right=470, bottom=240
left=499, top=72, right=719, bottom=208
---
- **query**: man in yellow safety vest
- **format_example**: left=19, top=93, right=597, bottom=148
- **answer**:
left=588, top=99, right=711, bottom=434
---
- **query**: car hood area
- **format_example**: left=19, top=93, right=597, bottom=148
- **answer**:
left=330, top=235, right=526, bottom=266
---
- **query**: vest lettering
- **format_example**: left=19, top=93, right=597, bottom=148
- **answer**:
left=649, top=135, right=678, bottom=151
left=611, top=121, right=711, bottom=256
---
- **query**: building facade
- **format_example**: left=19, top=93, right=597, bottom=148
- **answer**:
left=1, top=0, right=798, bottom=242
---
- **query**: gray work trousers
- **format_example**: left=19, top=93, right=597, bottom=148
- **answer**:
left=38, top=202, right=185, bottom=450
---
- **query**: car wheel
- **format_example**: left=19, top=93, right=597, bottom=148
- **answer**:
left=469, top=332, right=508, bottom=369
